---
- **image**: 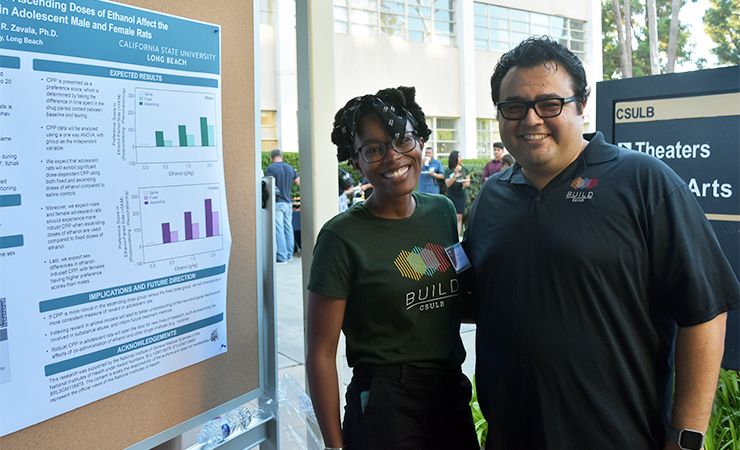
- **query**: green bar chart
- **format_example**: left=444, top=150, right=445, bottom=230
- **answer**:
left=135, top=88, right=219, bottom=164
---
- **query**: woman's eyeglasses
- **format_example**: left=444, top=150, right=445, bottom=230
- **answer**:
left=354, top=131, right=419, bottom=163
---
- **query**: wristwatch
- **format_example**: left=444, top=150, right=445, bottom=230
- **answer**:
left=668, top=428, right=705, bottom=450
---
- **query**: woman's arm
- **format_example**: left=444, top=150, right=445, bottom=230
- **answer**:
left=445, top=169, right=458, bottom=188
left=306, top=290, right=347, bottom=449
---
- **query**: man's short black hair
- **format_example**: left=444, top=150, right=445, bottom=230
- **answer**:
left=270, top=148, right=282, bottom=159
left=491, top=36, right=590, bottom=114
left=493, top=142, right=504, bottom=149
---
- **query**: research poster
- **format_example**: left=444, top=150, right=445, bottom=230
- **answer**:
left=0, top=0, right=231, bottom=436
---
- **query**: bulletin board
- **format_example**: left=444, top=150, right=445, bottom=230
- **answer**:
left=0, top=0, right=259, bottom=448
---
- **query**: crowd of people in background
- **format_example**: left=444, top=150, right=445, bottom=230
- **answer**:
left=270, top=35, right=738, bottom=450
left=337, top=141, right=514, bottom=225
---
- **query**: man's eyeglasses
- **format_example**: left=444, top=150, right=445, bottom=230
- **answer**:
left=354, top=131, right=419, bottom=163
left=497, top=96, right=578, bottom=120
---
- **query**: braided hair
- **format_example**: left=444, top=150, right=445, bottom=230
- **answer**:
left=331, top=86, right=431, bottom=162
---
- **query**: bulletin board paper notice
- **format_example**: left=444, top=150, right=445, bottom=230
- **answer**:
left=0, top=0, right=231, bottom=436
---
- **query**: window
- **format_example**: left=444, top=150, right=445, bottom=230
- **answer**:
left=473, top=3, right=586, bottom=60
left=335, top=0, right=456, bottom=46
left=261, top=111, right=278, bottom=153
left=260, top=0, right=273, bottom=26
left=427, top=117, right=459, bottom=157
left=476, top=119, right=501, bottom=159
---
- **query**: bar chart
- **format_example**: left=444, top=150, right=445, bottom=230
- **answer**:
left=139, top=184, right=223, bottom=262
left=134, top=88, right=219, bottom=164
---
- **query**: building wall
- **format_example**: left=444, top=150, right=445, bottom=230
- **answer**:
left=261, top=0, right=601, bottom=157
left=333, top=34, right=461, bottom=118
left=486, top=0, right=589, bottom=20
left=475, top=49, right=500, bottom=119
left=260, top=25, right=277, bottom=112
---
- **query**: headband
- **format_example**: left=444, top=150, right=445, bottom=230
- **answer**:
left=335, top=94, right=418, bottom=162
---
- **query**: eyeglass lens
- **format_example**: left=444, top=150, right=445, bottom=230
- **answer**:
left=498, top=97, right=574, bottom=120
left=360, top=133, right=417, bottom=163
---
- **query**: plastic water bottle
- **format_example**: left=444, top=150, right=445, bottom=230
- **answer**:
left=196, top=406, right=252, bottom=446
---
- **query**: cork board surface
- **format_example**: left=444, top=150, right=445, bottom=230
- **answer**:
left=0, top=1, right=258, bottom=449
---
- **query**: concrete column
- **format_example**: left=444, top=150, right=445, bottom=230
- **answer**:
left=458, top=0, right=477, bottom=159
left=585, top=0, right=603, bottom=132
left=296, top=0, right=343, bottom=411
left=274, top=0, right=299, bottom=152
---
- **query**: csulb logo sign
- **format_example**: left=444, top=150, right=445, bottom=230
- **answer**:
left=616, top=106, right=654, bottom=120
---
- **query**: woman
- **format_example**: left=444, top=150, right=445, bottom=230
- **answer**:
left=305, top=86, right=478, bottom=450
left=501, top=153, right=515, bottom=171
left=444, top=150, right=471, bottom=236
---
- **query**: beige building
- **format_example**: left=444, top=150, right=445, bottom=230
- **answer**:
left=259, top=0, right=602, bottom=159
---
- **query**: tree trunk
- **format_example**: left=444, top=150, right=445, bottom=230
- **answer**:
left=647, top=0, right=660, bottom=74
left=612, top=0, right=633, bottom=78
left=624, top=0, right=633, bottom=77
left=666, top=0, right=681, bottom=72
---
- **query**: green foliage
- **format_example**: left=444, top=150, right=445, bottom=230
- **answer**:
left=706, top=368, right=740, bottom=450
left=437, top=158, right=488, bottom=229
left=339, top=161, right=360, bottom=187
left=469, top=375, right=488, bottom=448
left=265, top=152, right=491, bottom=220
left=703, top=0, right=740, bottom=65
left=602, top=0, right=698, bottom=79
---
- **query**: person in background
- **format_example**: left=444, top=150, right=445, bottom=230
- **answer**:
left=463, top=35, right=739, bottom=450
left=359, top=175, right=374, bottom=199
left=306, top=86, right=479, bottom=450
left=444, top=150, right=470, bottom=236
left=501, top=153, right=514, bottom=171
left=338, top=167, right=355, bottom=213
left=418, top=146, right=445, bottom=194
left=265, top=148, right=299, bottom=264
left=482, top=142, right=505, bottom=182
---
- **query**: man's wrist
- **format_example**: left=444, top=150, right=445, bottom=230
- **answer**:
left=668, top=428, right=705, bottom=450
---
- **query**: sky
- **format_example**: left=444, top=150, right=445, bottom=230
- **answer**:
left=676, top=0, right=720, bottom=71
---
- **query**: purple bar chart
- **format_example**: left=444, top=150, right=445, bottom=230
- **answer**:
left=158, top=200, right=220, bottom=244
left=139, top=184, right=224, bottom=262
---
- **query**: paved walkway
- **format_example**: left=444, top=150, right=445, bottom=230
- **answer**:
left=183, top=255, right=477, bottom=449
left=276, top=254, right=478, bottom=394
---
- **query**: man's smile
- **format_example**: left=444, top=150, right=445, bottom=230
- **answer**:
left=522, top=133, right=549, bottom=141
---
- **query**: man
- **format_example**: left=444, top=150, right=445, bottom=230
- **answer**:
left=418, top=147, right=445, bottom=194
left=463, top=36, right=739, bottom=449
left=265, top=148, right=299, bottom=264
left=481, top=142, right=505, bottom=182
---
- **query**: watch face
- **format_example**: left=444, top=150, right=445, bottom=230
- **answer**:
left=679, top=430, right=705, bottom=449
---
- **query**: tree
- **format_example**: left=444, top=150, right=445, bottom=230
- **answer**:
left=602, top=0, right=697, bottom=79
left=666, top=0, right=682, bottom=71
left=647, top=0, right=661, bottom=73
left=703, top=0, right=740, bottom=65
left=612, top=0, right=634, bottom=76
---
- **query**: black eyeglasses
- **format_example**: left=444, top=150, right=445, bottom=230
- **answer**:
left=354, top=131, right=419, bottom=163
left=497, top=96, right=578, bottom=120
